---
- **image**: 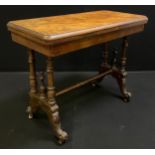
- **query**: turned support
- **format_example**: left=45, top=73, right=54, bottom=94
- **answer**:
left=27, top=49, right=38, bottom=119
left=39, top=72, right=46, bottom=100
left=95, top=38, right=131, bottom=102
left=28, top=49, right=37, bottom=94
left=100, top=42, right=110, bottom=72
left=103, top=42, right=109, bottom=66
left=46, top=57, right=68, bottom=144
left=112, top=37, right=131, bottom=102
left=92, top=43, right=110, bottom=86
left=120, top=37, right=128, bottom=72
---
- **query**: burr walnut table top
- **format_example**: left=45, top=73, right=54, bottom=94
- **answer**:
left=7, top=10, right=148, bottom=57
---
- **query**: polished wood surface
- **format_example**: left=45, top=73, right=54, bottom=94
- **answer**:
left=7, top=10, right=148, bottom=57
left=7, top=10, right=147, bottom=43
left=7, top=10, right=148, bottom=143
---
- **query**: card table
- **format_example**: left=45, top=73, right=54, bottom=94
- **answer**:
left=7, top=10, right=148, bottom=143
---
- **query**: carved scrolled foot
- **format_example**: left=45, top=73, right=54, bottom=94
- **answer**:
left=112, top=70, right=132, bottom=103
left=26, top=106, right=33, bottom=119
left=50, top=119, right=69, bottom=144
left=122, top=91, right=132, bottom=103
left=48, top=114, right=68, bottom=144
left=120, top=73, right=132, bottom=103
left=57, top=129, right=69, bottom=144
left=26, top=96, right=39, bottom=119
left=46, top=103, right=68, bottom=144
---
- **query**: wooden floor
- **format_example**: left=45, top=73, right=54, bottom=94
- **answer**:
left=0, top=71, right=155, bottom=148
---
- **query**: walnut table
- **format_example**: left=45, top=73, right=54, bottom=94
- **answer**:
left=7, top=10, right=148, bottom=143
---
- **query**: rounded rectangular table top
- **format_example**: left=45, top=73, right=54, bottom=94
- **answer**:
left=7, top=10, right=148, bottom=45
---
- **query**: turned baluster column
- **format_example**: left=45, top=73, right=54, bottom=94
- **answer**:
left=46, top=58, right=57, bottom=109
left=92, top=43, right=110, bottom=86
left=120, top=37, right=128, bottom=73
left=39, top=72, right=46, bottom=100
left=46, top=57, right=68, bottom=144
left=28, top=49, right=37, bottom=94
left=94, top=43, right=109, bottom=84
left=103, top=42, right=109, bottom=67
left=100, top=42, right=109, bottom=72
left=27, top=49, right=37, bottom=119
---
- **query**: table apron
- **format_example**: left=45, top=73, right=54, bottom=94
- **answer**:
left=10, top=25, right=144, bottom=57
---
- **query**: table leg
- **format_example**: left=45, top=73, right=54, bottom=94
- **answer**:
left=92, top=43, right=110, bottom=86
left=45, top=57, right=68, bottom=144
left=95, top=38, right=131, bottom=102
left=112, top=37, right=132, bottom=102
left=27, top=49, right=38, bottom=119
left=100, top=42, right=111, bottom=74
